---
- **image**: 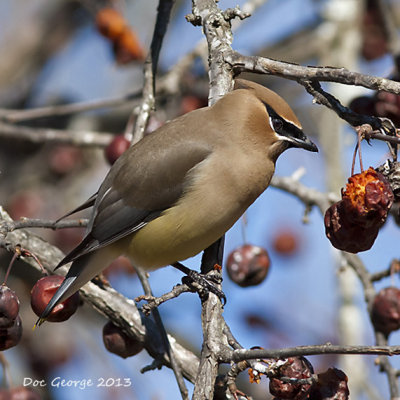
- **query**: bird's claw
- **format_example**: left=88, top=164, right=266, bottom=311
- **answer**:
left=182, top=270, right=226, bottom=305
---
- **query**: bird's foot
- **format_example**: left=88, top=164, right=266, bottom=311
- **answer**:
left=172, top=262, right=226, bottom=305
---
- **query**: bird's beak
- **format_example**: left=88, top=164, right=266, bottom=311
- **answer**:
left=288, top=133, right=318, bottom=152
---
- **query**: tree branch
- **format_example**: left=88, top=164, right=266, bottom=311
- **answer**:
left=225, top=51, right=400, bottom=94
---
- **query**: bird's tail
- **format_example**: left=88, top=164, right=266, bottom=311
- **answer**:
left=35, top=248, right=115, bottom=327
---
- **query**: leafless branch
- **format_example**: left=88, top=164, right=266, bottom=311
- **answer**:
left=225, top=51, right=400, bottom=94
left=227, top=344, right=400, bottom=363
left=0, top=122, right=113, bottom=147
left=0, top=91, right=142, bottom=123
left=129, top=0, right=175, bottom=145
left=135, top=283, right=194, bottom=316
left=136, top=266, right=188, bottom=400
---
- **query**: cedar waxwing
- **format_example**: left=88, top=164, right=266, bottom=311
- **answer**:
left=37, top=79, right=317, bottom=324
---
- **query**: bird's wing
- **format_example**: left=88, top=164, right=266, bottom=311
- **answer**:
left=57, top=115, right=212, bottom=268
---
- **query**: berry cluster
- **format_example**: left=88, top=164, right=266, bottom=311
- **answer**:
left=268, top=357, right=349, bottom=400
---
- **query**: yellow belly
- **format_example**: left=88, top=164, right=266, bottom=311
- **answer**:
left=124, top=200, right=242, bottom=269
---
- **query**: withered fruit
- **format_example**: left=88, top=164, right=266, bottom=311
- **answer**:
left=324, top=201, right=379, bottom=253
left=309, top=368, right=349, bottom=400
left=341, top=167, right=393, bottom=228
left=325, top=168, right=393, bottom=253
left=269, top=357, right=314, bottom=400
left=371, top=287, right=400, bottom=336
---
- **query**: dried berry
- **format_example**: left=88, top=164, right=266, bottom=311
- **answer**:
left=0, top=315, right=22, bottom=351
left=324, top=201, right=379, bottom=253
left=371, top=287, right=400, bottom=335
left=309, top=368, right=349, bottom=400
left=102, top=321, right=144, bottom=358
left=341, top=167, right=393, bottom=228
left=105, top=135, right=130, bottom=165
left=31, top=276, right=79, bottom=323
left=269, top=357, right=314, bottom=400
left=226, top=244, right=270, bottom=287
left=0, top=285, right=20, bottom=328
left=325, top=168, right=393, bottom=253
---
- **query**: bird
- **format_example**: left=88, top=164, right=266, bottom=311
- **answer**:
left=37, top=79, right=318, bottom=324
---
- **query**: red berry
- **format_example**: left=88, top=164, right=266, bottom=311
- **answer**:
left=371, top=287, right=400, bottom=335
left=226, top=244, right=270, bottom=287
left=272, top=230, right=299, bottom=256
left=48, top=145, right=82, bottom=176
left=0, top=315, right=22, bottom=351
left=31, top=276, right=79, bottom=323
left=269, top=357, right=314, bottom=400
left=102, top=321, right=144, bottom=358
left=0, top=285, right=20, bottom=328
left=105, top=135, right=130, bottom=165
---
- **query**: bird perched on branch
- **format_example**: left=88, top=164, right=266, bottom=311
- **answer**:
left=37, top=79, right=317, bottom=324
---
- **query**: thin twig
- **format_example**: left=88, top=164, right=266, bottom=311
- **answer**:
left=135, top=283, right=194, bottom=316
left=226, top=344, right=400, bottom=363
left=128, top=0, right=175, bottom=145
left=0, top=91, right=142, bottom=123
left=0, top=122, right=113, bottom=147
left=135, top=267, right=189, bottom=400
left=1, top=218, right=88, bottom=232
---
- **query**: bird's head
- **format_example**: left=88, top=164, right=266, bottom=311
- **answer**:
left=232, top=79, right=318, bottom=160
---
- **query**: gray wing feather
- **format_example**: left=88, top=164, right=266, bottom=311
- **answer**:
left=57, top=115, right=213, bottom=268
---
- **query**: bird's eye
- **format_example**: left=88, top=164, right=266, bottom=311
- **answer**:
left=270, top=117, right=283, bottom=133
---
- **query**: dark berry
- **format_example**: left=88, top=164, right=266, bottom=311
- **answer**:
left=226, top=244, right=270, bottom=287
left=31, top=276, right=79, bottom=323
left=102, top=321, right=144, bottom=358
